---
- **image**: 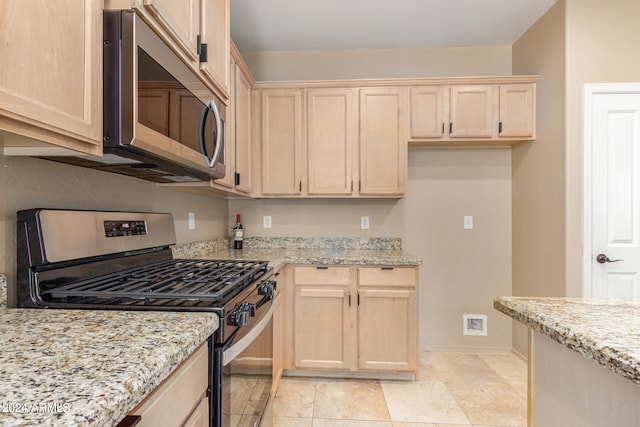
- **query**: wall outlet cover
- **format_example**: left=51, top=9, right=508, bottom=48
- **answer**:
left=263, top=215, right=272, bottom=228
left=463, top=314, right=487, bottom=336
left=188, top=212, right=195, bottom=230
left=361, top=216, right=370, bottom=229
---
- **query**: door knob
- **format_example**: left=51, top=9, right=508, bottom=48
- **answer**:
left=596, top=254, right=623, bottom=264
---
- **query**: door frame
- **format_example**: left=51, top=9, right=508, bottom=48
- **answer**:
left=582, top=82, right=640, bottom=297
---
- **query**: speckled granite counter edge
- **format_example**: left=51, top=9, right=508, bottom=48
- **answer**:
left=0, top=274, right=6, bottom=310
left=494, top=297, right=640, bottom=385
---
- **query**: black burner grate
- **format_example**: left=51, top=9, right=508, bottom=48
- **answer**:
left=42, top=259, right=269, bottom=304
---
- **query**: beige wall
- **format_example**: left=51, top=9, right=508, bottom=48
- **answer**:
left=233, top=45, right=514, bottom=350
left=242, top=46, right=512, bottom=81
left=231, top=149, right=513, bottom=350
left=0, top=156, right=228, bottom=307
left=563, top=0, right=640, bottom=296
left=511, top=2, right=566, bottom=355
left=510, top=0, right=640, bottom=355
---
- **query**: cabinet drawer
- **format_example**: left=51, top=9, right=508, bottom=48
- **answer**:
left=131, top=342, right=208, bottom=426
left=294, top=266, right=352, bottom=286
left=358, top=267, right=416, bottom=288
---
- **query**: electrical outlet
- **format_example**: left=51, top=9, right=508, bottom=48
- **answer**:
left=263, top=215, right=272, bottom=228
left=188, top=212, right=195, bottom=230
left=464, top=215, right=473, bottom=230
left=360, top=216, right=370, bottom=229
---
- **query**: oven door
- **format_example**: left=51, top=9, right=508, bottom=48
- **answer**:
left=214, top=296, right=274, bottom=427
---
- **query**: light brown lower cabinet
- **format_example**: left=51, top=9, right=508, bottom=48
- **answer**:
left=290, top=265, right=417, bottom=375
left=126, top=342, right=208, bottom=427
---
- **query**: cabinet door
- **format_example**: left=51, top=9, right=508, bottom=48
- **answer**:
left=214, top=57, right=237, bottom=189
left=293, top=287, right=354, bottom=370
left=142, top=0, right=200, bottom=63
left=260, top=90, right=303, bottom=195
left=499, top=84, right=535, bottom=139
left=358, top=288, right=417, bottom=372
left=307, top=88, right=357, bottom=195
left=409, top=86, right=446, bottom=139
left=199, top=0, right=230, bottom=96
left=182, top=397, right=209, bottom=427
left=234, top=63, right=253, bottom=194
left=0, top=0, right=102, bottom=153
left=359, top=88, right=407, bottom=196
left=449, top=85, right=496, bottom=138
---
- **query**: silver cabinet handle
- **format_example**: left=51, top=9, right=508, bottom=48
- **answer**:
left=596, top=254, right=623, bottom=264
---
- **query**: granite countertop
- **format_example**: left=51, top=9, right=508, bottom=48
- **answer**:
left=0, top=307, right=219, bottom=427
left=172, top=237, right=423, bottom=270
left=494, top=297, right=640, bottom=385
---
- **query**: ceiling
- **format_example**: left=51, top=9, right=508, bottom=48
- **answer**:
left=230, top=0, right=558, bottom=53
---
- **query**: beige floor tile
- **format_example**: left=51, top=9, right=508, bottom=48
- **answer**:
left=416, top=352, right=441, bottom=381
left=445, top=380, right=527, bottom=427
left=381, top=379, right=470, bottom=424
left=478, top=352, right=528, bottom=399
left=272, top=416, right=314, bottom=427
left=427, top=352, right=504, bottom=385
left=477, top=352, right=527, bottom=382
left=392, top=423, right=472, bottom=427
left=313, top=419, right=393, bottom=426
left=314, top=378, right=390, bottom=421
left=272, top=377, right=317, bottom=418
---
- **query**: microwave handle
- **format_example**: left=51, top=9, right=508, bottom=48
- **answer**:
left=198, top=100, right=223, bottom=168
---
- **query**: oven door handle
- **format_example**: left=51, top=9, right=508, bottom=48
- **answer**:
left=222, top=299, right=274, bottom=366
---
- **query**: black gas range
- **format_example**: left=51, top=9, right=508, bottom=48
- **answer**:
left=16, top=209, right=276, bottom=427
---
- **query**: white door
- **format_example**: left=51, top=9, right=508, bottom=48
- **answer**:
left=584, top=83, right=640, bottom=298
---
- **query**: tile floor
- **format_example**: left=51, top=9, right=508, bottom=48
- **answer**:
left=271, top=351, right=527, bottom=427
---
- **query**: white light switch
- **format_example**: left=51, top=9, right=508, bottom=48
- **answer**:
left=361, top=216, right=370, bottom=229
left=464, top=216, right=473, bottom=230
left=263, top=215, right=272, bottom=228
left=188, top=212, right=195, bottom=230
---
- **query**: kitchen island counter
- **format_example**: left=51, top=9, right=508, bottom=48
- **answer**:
left=0, top=306, right=218, bottom=427
left=494, top=296, right=640, bottom=384
left=495, top=296, right=640, bottom=426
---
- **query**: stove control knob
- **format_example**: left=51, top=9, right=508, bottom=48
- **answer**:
left=227, top=302, right=254, bottom=327
left=258, top=280, right=277, bottom=297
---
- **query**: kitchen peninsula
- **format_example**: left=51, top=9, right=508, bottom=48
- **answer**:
left=495, top=297, right=640, bottom=426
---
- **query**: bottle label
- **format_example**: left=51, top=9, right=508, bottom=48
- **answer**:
left=234, top=230, right=244, bottom=240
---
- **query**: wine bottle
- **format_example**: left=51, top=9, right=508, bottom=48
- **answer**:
left=233, top=214, right=243, bottom=249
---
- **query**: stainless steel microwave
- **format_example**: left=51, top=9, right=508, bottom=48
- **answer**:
left=44, top=10, right=226, bottom=183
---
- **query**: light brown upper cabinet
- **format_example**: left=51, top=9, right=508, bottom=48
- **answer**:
left=306, top=88, right=358, bottom=196
left=259, top=89, right=304, bottom=196
left=359, top=88, right=408, bottom=197
left=215, top=48, right=252, bottom=194
left=449, top=85, right=497, bottom=138
left=498, top=84, right=535, bottom=139
left=198, top=0, right=230, bottom=99
left=254, top=86, right=407, bottom=198
left=0, top=0, right=102, bottom=156
left=409, top=78, right=537, bottom=147
left=117, top=0, right=230, bottom=99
